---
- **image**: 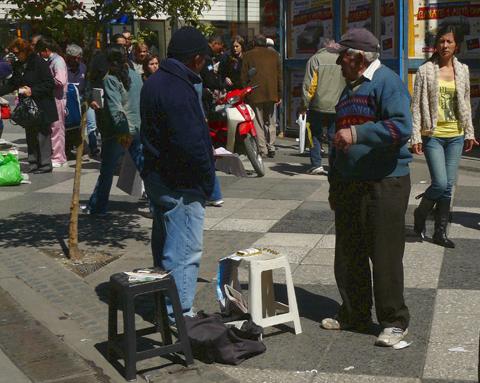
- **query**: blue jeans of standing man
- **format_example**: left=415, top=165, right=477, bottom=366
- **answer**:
left=209, top=174, right=223, bottom=201
left=307, top=110, right=336, bottom=168
left=87, top=134, right=143, bottom=214
left=86, top=107, right=98, bottom=154
left=423, top=135, right=464, bottom=201
left=144, top=171, right=205, bottom=319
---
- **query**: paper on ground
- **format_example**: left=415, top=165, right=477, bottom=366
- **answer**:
left=448, top=346, right=471, bottom=352
left=393, top=341, right=412, bottom=350
left=214, top=147, right=233, bottom=156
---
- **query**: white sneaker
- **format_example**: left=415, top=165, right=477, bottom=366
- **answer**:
left=206, top=199, right=224, bottom=207
left=375, top=327, right=408, bottom=347
left=52, top=161, right=66, bottom=168
left=308, top=166, right=328, bottom=175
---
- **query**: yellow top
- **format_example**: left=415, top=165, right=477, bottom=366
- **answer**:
left=434, top=79, right=463, bottom=137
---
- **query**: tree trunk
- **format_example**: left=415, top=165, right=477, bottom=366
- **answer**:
left=68, top=103, right=88, bottom=260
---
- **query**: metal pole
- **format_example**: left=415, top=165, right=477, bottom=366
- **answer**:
left=280, top=0, right=286, bottom=134
left=399, top=0, right=405, bottom=81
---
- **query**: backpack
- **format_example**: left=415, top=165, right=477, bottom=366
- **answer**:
left=65, top=83, right=82, bottom=129
left=184, top=311, right=266, bottom=365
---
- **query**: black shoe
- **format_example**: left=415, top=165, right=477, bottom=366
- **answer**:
left=267, top=150, right=275, bottom=158
left=413, top=194, right=436, bottom=238
left=27, top=165, right=38, bottom=173
left=432, top=199, right=455, bottom=248
left=32, top=166, right=53, bottom=174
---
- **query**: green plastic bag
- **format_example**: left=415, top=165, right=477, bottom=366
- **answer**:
left=0, top=153, right=23, bottom=186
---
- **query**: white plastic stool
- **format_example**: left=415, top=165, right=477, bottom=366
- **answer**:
left=243, top=253, right=302, bottom=334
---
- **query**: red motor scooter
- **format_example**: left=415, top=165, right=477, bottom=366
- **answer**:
left=208, top=85, right=265, bottom=177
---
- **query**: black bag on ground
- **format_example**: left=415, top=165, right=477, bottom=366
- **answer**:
left=11, top=97, right=43, bottom=128
left=184, top=311, right=266, bottom=365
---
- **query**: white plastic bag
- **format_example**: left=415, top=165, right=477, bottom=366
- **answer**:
left=296, top=114, right=307, bottom=154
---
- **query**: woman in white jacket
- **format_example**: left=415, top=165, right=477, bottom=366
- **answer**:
left=411, top=25, right=478, bottom=248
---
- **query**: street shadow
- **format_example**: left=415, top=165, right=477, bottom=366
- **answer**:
left=73, top=161, right=102, bottom=170
left=272, top=284, right=338, bottom=322
left=274, top=143, right=297, bottom=150
left=12, top=138, right=26, bottom=145
left=0, top=201, right=150, bottom=249
left=451, top=211, right=480, bottom=230
left=269, top=162, right=310, bottom=176
left=94, top=339, right=184, bottom=380
left=405, top=226, right=423, bottom=243
left=462, top=146, right=480, bottom=160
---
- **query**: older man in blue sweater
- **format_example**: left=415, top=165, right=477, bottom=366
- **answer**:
left=321, top=29, right=412, bottom=347
left=141, top=27, right=215, bottom=320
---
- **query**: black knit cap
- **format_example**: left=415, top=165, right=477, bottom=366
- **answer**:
left=167, top=26, right=209, bottom=60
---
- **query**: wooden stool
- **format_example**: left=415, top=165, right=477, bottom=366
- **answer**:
left=107, top=272, right=193, bottom=381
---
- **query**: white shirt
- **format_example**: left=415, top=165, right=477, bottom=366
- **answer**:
left=362, top=59, right=381, bottom=81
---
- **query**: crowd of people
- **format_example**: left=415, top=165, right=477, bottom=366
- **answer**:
left=0, top=25, right=477, bottom=349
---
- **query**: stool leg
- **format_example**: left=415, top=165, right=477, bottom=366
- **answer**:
left=123, top=295, right=137, bottom=381
left=284, top=263, right=302, bottom=335
left=156, top=292, right=172, bottom=345
left=168, top=281, right=194, bottom=366
left=261, top=270, right=276, bottom=318
left=107, top=289, right=118, bottom=361
left=249, top=264, right=263, bottom=325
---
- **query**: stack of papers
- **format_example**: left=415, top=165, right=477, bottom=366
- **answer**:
left=124, top=269, right=170, bottom=283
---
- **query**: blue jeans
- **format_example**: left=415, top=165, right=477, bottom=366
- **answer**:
left=86, top=107, right=98, bottom=153
left=209, top=174, right=223, bottom=201
left=87, top=134, right=143, bottom=213
left=423, top=135, right=464, bottom=200
left=144, top=171, right=205, bottom=319
left=307, top=110, right=335, bottom=167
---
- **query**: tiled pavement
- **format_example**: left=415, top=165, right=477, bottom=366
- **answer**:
left=0, top=124, right=479, bottom=382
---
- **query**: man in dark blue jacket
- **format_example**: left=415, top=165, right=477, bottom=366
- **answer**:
left=141, top=27, right=215, bottom=320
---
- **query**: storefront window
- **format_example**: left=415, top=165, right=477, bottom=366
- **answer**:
left=208, top=1, right=279, bottom=50
left=287, top=0, right=334, bottom=59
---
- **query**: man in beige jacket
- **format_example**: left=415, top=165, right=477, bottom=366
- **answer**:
left=241, top=35, right=282, bottom=158
left=300, top=38, right=345, bottom=175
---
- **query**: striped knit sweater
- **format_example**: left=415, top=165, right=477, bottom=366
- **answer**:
left=331, top=65, right=412, bottom=181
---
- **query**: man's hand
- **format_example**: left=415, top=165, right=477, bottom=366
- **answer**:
left=464, top=138, right=479, bottom=153
left=20, top=86, right=32, bottom=97
left=334, top=128, right=353, bottom=152
left=117, top=133, right=133, bottom=149
left=412, top=143, right=423, bottom=155
left=90, top=101, right=100, bottom=110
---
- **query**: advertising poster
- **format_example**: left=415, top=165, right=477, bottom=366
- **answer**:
left=409, top=0, right=480, bottom=59
left=261, top=0, right=279, bottom=40
left=287, top=70, right=306, bottom=128
left=288, top=0, right=334, bottom=59
left=344, top=0, right=373, bottom=32
left=380, top=0, right=396, bottom=58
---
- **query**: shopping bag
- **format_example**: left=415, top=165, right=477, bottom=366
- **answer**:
left=296, top=113, right=307, bottom=153
left=0, top=97, right=11, bottom=120
left=0, top=153, right=22, bottom=186
left=116, top=151, right=143, bottom=198
left=11, top=97, right=43, bottom=128
left=65, top=83, right=82, bottom=129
